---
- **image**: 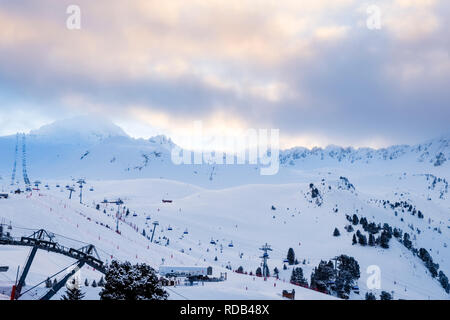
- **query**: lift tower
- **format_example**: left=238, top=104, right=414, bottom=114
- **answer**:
left=102, top=198, right=124, bottom=233
left=67, top=186, right=75, bottom=199
left=259, top=243, right=272, bottom=278
left=10, top=134, right=19, bottom=186
left=150, top=221, right=159, bottom=243
left=77, top=179, right=86, bottom=204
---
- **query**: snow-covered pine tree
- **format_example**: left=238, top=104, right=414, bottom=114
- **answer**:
left=290, top=267, right=308, bottom=286
left=99, top=260, right=167, bottom=300
left=61, top=281, right=85, bottom=301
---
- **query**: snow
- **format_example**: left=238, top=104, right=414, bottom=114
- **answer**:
left=0, top=118, right=449, bottom=300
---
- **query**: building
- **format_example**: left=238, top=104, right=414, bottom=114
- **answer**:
left=159, top=266, right=212, bottom=277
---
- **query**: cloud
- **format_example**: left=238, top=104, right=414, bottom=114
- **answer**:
left=0, top=0, right=448, bottom=147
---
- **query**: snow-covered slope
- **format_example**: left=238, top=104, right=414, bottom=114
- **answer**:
left=0, top=183, right=335, bottom=300
left=0, top=117, right=449, bottom=300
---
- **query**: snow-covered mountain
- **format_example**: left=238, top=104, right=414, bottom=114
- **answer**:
left=0, top=117, right=449, bottom=300
left=0, top=117, right=448, bottom=187
left=29, top=116, right=128, bottom=144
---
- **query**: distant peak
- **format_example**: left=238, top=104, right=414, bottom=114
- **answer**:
left=29, top=116, right=128, bottom=141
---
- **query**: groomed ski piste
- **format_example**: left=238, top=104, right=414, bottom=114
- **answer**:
left=0, top=181, right=338, bottom=300
left=0, top=118, right=449, bottom=300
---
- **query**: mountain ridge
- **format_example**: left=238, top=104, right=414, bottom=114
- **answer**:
left=0, top=117, right=448, bottom=186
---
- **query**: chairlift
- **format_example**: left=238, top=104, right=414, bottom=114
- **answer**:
left=228, top=241, right=234, bottom=248
left=168, top=226, right=173, bottom=231
left=89, top=187, right=94, bottom=191
left=210, top=238, right=216, bottom=245
left=184, top=229, right=189, bottom=234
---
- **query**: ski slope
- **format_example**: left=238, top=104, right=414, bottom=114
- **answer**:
left=0, top=185, right=335, bottom=300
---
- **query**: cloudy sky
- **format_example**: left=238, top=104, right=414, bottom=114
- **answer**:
left=0, top=0, right=449, bottom=149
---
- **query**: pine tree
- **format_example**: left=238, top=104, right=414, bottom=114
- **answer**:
left=290, top=267, right=308, bottom=286
left=61, top=280, right=85, bottom=300
left=310, top=260, right=335, bottom=293
left=352, top=234, right=357, bottom=245
left=98, top=276, right=105, bottom=287
left=403, top=233, right=412, bottom=249
left=287, top=248, right=295, bottom=265
left=368, top=233, right=375, bottom=246
left=438, top=271, right=450, bottom=293
left=84, top=278, right=89, bottom=287
left=100, top=260, right=168, bottom=300
left=352, top=214, right=359, bottom=225
left=379, top=230, right=390, bottom=249
left=333, top=228, right=340, bottom=237
left=356, top=231, right=367, bottom=246
left=334, top=255, right=360, bottom=298
left=256, top=267, right=262, bottom=277
left=380, top=291, right=392, bottom=300
left=45, top=277, right=52, bottom=288
left=365, top=292, right=376, bottom=300
left=91, top=280, right=97, bottom=288
left=418, top=248, right=439, bottom=277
